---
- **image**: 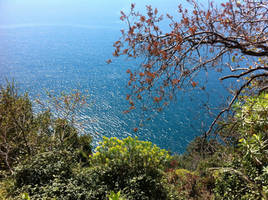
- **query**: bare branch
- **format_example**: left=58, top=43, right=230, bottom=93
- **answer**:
left=220, top=66, right=268, bottom=80
left=205, top=72, right=268, bottom=137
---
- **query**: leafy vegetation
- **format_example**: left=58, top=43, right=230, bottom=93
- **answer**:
left=0, top=82, right=37, bottom=173
left=91, top=136, right=171, bottom=169
left=87, top=136, right=174, bottom=199
left=213, top=93, right=268, bottom=200
left=1, top=81, right=266, bottom=199
left=0, top=83, right=175, bottom=200
left=1, top=0, right=267, bottom=199
left=0, top=82, right=92, bottom=176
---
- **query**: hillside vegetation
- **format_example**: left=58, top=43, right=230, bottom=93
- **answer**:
left=0, top=82, right=267, bottom=200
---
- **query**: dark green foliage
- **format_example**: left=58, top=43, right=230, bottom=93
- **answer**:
left=11, top=151, right=93, bottom=200
left=214, top=170, right=260, bottom=200
left=0, top=82, right=92, bottom=174
left=50, top=118, right=93, bottom=162
left=0, top=82, right=36, bottom=172
left=54, top=118, right=79, bottom=149
left=1, top=82, right=267, bottom=200
left=0, top=82, right=93, bottom=199
left=213, top=135, right=268, bottom=199
left=80, top=164, right=169, bottom=200
left=87, top=137, right=175, bottom=200
left=7, top=136, right=174, bottom=200
left=175, top=136, right=223, bottom=171
left=14, top=151, right=74, bottom=188
left=10, top=140, right=173, bottom=200
left=214, top=93, right=268, bottom=200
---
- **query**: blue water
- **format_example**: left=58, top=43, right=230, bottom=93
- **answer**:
left=0, top=0, right=229, bottom=153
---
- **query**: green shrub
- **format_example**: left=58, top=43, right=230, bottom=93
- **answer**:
left=87, top=136, right=174, bottom=200
left=107, top=191, right=126, bottom=200
left=11, top=150, right=93, bottom=200
left=19, top=176, right=92, bottom=200
left=9, top=137, right=174, bottom=200
left=234, top=93, right=268, bottom=136
left=166, top=169, right=214, bottom=200
left=90, top=136, right=171, bottom=170
left=213, top=134, right=268, bottom=199
left=0, top=178, right=14, bottom=200
left=214, top=93, right=268, bottom=200
left=13, top=151, right=74, bottom=189
left=175, top=136, right=222, bottom=171
left=0, top=82, right=37, bottom=172
left=0, top=82, right=92, bottom=174
left=75, top=163, right=171, bottom=200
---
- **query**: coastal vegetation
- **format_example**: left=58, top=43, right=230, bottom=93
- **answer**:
left=1, top=0, right=267, bottom=199
left=0, top=82, right=267, bottom=199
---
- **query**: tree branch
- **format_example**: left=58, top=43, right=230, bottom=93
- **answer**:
left=205, top=72, right=268, bottom=137
left=220, top=66, right=268, bottom=80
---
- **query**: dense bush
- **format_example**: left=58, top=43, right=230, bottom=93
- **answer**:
left=214, top=93, right=268, bottom=200
left=91, top=136, right=171, bottom=169
left=213, top=134, right=268, bottom=200
left=87, top=136, right=175, bottom=199
left=1, top=82, right=267, bottom=200
left=0, top=83, right=36, bottom=172
left=11, top=150, right=93, bottom=200
left=163, top=94, right=268, bottom=200
left=166, top=168, right=214, bottom=200
left=175, top=136, right=223, bottom=171
left=0, top=82, right=92, bottom=174
left=7, top=137, right=174, bottom=200
left=14, top=151, right=74, bottom=188
left=75, top=164, right=171, bottom=200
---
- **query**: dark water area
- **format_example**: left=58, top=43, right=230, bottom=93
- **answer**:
left=0, top=0, right=230, bottom=153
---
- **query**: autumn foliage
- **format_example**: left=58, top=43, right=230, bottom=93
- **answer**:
left=113, top=0, right=268, bottom=133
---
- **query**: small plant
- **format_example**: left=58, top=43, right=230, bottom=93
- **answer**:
left=107, top=191, right=126, bottom=200
left=21, top=193, right=31, bottom=200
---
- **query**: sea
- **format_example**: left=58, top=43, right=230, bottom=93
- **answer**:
left=0, top=0, right=230, bottom=153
